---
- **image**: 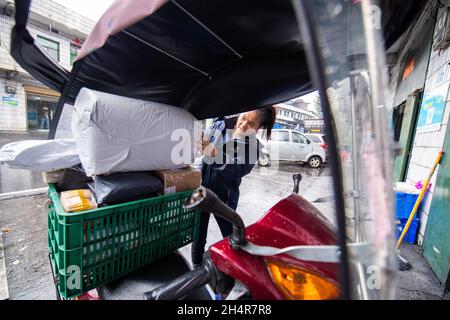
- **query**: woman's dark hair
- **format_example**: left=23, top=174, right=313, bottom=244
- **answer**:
left=256, top=106, right=276, bottom=139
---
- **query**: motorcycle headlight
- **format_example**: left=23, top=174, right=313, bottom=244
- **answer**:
left=266, top=259, right=340, bottom=300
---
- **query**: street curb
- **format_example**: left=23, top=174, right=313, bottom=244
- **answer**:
left=0, top=232, right=9, bottom=300
left=0, top=187, right=48, bottom=201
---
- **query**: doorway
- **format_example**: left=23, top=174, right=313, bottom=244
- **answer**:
left=393, top=90, right=422, bottom=182
left=26, top=94, right=58, bottom=131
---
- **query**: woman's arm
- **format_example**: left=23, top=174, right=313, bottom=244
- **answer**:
left=203, top=120, right=227, bottom=158
left=202, top=133, right=218, bottom=157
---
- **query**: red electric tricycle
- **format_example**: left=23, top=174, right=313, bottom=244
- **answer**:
left=10, top=0, right=427, bottom=300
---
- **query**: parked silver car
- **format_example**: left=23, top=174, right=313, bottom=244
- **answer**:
left=258, top=129, right=326, bottom=168
left=304, top=133, right=328, bottom=159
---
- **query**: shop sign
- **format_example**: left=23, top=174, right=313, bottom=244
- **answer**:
left=1, top=96, right=18, bottom=106
left=417, top=85, right=448, bottom=133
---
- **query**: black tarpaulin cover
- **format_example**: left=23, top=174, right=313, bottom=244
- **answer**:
left=10, top=0, right=427, bottom=134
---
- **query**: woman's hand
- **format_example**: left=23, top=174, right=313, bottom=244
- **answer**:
left=202, top=133, right=217, bottom=157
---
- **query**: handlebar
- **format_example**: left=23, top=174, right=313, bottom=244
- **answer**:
left=144, top=258, right=214, bottom=300
left=144, top=187, right=244, bottom=300
left=184, top=186, right=246, bottom=248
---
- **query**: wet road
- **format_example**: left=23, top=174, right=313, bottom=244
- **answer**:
left=1, top=153, right=447, bottom=300
left=0, top=151, right=333, bottom=299
left=179, top=161, right=334, bottom=267
left=0, top=131, right=48, bottom=193
left=0, top=130, right=334, bottom=299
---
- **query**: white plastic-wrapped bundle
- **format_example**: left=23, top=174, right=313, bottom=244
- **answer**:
left=0, top=139, right=80, bottom=171
left=72, top=88, right=201, bottom=177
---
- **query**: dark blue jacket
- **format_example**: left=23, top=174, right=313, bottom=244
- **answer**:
left=200, top=117, right=261, bottom=210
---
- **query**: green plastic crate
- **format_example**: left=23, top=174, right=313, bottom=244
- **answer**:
left=47, top=184, right=200, bottom=299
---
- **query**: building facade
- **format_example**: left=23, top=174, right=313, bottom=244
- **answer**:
left=0, top=0, right=94, bottom=131
left=388, top=0, right=450, bottom=289
left=274, top=102, right=319, bottom=132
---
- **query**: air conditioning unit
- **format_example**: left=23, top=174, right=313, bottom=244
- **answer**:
left=433, top=6, right=450, bottom=51
left=5, top=85, right=16, bottom=95
left=2, top=1, right=14, bottom=17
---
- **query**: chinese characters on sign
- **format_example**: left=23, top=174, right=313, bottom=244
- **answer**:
left=1, top=96, right=18, bottom=107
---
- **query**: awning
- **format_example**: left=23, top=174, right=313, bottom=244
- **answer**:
left=23, top=85, right=60, bottom=98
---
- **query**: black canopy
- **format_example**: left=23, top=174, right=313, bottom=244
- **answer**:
left=10, top=0, right=427, bottom=123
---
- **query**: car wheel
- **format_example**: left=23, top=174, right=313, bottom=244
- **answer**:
left=258, top=154, right=271, bottom=167
left=308, top=156, right=322, bottom=168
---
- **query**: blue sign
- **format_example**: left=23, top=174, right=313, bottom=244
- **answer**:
left=1, top=96, right=18, bottom=106
left=273, top=123, right=284, bottom=129
left=27, top=112, right=37, bottom=121
left=417, top=85, right=448, bottom=133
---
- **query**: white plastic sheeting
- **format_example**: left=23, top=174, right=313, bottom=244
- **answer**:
left=72, top=88, right=201, bottom=177
left=54, top=103, right=75, bottom=139
left=0, top=139, right=80, bottom=171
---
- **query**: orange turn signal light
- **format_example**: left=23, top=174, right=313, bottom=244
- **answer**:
left=266, top=259, right=340, bottom=300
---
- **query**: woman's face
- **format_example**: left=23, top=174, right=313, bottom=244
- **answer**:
left=234, top=111, right=261, bottom=138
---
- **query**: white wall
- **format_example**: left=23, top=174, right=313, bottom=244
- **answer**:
left=0, top=78, right=27, bottom=131
left=0, top=0, right=94, bottom=131
left=406, top=22, right=450, bottom=244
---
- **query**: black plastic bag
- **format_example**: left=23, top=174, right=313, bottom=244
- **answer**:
left=57, top=165, right=93, bottom=191
left=88, top=171, right=164, bottom=205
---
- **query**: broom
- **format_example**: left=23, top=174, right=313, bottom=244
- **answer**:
left=396, top=149, right=444, bottom=271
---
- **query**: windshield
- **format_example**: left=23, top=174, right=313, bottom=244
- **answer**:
left=294, top=0, right=397, bottom=299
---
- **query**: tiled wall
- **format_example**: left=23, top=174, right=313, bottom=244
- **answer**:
left=28, top=20, right=74, bottom=70
left=0, top=0, right=94, bottom=131
left=0, top=77, right=27, bottom=131
left=0, top=13, right=23, bottom=72
left=406, top=13, right=450, bottom=244
left=1, top=11, right=81, bottom=71
left=30, top=0, right=94, bottom=36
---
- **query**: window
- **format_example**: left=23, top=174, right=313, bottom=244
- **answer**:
left=26, top=94, right=58, bottom=130
left=292, top=132, right=309, bottom=144
left=70, top=43, right=81, bottom=65
left=37, top=36, right=59, bottom=62
left=306, top=135, right=324, bottom=143
left=271, top=131, right=290, bottom=142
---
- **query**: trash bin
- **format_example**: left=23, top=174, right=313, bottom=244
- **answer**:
left=394, top=182, right=420, bottom=220
left=395, top=218, right=420, bottom=244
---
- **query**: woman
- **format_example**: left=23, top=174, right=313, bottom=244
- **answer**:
left=192, top=106, right=276, bottom=267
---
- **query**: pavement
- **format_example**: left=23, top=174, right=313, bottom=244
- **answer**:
left=396, top=245, right=449, bottom=300
left=0, top=195, right=55, bottom=300
left=0, top=131, right=448, bottom=300
left=0, top=131, right=48, bottom=193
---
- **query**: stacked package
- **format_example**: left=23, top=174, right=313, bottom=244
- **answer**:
left=1, top=88, right=204, bottom=213
left=60, top=189, right=97, bottom=213
left=71, top=88, right=201, bottom=177
left=154, top=166, right=201, bottom=194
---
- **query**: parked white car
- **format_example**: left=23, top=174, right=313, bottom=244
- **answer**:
left=258, top=129, right=326, bottom=168
left=304, top=133, right=328, bottom=159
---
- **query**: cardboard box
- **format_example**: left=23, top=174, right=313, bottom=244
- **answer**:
left=153, top=166, right=201, bottom=194
left=42, top=169, right=65, bottom=184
